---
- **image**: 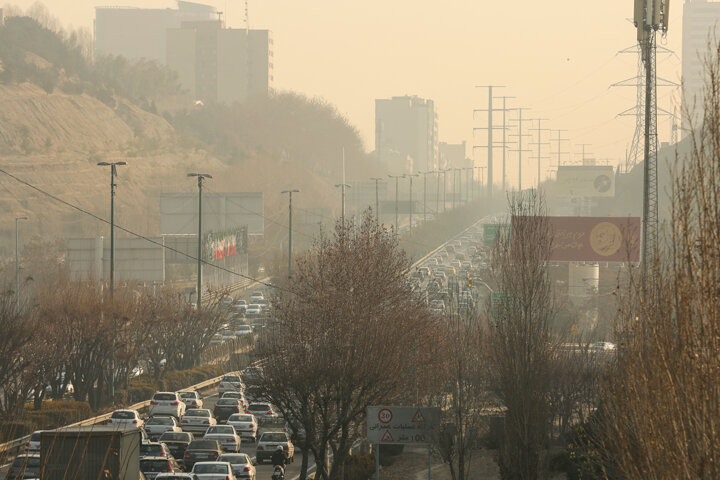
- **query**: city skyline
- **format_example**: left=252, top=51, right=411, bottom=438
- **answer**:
left=8, top=0, right=687, bottom=189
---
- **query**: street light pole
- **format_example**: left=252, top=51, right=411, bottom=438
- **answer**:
left=188, top=173, right=212, bottom=309
left=388, top=174, right=405, bottom=235
left=15, top=216, right=27, bottom=313
left=334, top=182, right=351, bottom=225
left=419, top=171, right=429, bottom=224
left=97, top=162, right=127, bottom=300
left=407, top=173, right=419, bottom=234
left=370, top=177, right=383, bottom=225
left=281, top=189, right=299, bottom=279
left=442, top=169, right=448, bottom=212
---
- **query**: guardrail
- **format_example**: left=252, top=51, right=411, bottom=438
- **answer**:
left=201, top=277, right=272, bottom=302
left=0, top=364, right=247, bottom=465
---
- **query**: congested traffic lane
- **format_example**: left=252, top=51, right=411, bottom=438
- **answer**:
left=198, top=391, right=313, bottom=479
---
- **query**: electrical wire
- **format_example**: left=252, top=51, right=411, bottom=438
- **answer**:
left=0, top=167, right=295, bottom=294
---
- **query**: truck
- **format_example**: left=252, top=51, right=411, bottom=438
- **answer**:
left=40, top=425, right=141, bottom=480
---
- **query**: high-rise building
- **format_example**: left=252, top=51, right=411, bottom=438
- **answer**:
left=167, top=21, right=273, bottom=103
left=375, top=95, right=438, bottom=175
left=439, top=141, right=469, bottom=169
left=94, top=1, right=216, bottom=63
left=94, top=2, right=273, bottom=104
left=682, top=0, right=720, bottom=130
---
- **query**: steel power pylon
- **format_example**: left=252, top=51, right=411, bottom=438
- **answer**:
left=529, top=118, right=551, bottom=190
left=634, top=0, right=670, bottom=278
left=474, top=85, right=505, bottom=199
left=613, top=43, right=677, bottom=174
left=509, top=108, right=532, bottom=192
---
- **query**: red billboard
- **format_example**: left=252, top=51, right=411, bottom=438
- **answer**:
left=512, top=216, right=641, bottom=262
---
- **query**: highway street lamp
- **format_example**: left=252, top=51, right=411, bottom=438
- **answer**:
left=388, top=174, right=406, bottom=235
left=370, top=177, right=384, bottom=225
left=407, top=173, right=419, bottom=234
left=188, top=173, right=212, bottom=310
left=418, top=171, right=431, bottom=224
left=15, top=216, right=27, bottom=313
left=281, top=189, right=299, bottom=279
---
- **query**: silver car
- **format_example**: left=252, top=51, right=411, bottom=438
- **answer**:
left=217, top=453, right=256, bottom=480
left=226, top=414, right=258, bottom=442
left=149, top=392, right=186, bottom=419
left=180, top=409, right=217, bottom=434
left=203, top=425, right=241, bottom=452
left=145, top=416, right=182, bottom=440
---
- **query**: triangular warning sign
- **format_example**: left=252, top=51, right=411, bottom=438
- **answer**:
left=411, top=409, right=426, bottom=423
left=380, top=429, right=394, bottom=442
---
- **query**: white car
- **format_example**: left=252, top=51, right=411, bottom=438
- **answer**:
left=234, top=325, right=253, bottom=337
left=180, top=409, right=217, bottom=434
left=249, top=292, right=264, bottom=302
left=245, top=304, right=262, bottom=317
left=591, top=341, right=616, bottom=351
left=203, top=425, right=241, bottom=452
left=245, top=403, right=277, bottom=425
left=219, top=375, right=244, bottom=396
left=108, top=409, right=144, bottom=428
left=221, top=392, right=248, bottom=409
left=226, top=414, right=258, bottom=442
left=178, top=390, right=204, bottom=409
left=192, top=461, right=237, bottom=480
left=23, top=431, right=44, bottom=453
left=145, top=416, right=182, bottom=440
left=149, top=392, right=187, bottom=419
left=217, top=453, right=256, bottom=480
left=255, top=431, right=294, bottom=464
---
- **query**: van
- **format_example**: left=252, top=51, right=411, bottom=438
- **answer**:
left=444, top=266, right=456, bottom=276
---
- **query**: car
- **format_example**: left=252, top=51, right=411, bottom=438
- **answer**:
left=234, top=300, right=247, bottom=313
left=249, top=292, right=264, bottom=302
left=180, top=409, right=217, bottom=434
left=285, top=418, right=307, bottom=444
left=241, top=367, right=263, bottom=384
left=108, top=409, right=144, bottom=428
left=245, top=402, right=277, bottom=425
left=255, top=299, right=270, bottom=314
left=191, top=461, right=236, bottom=480
left=418, top=266, right=430, bottom=277
left=450, top=260, right=462, bottom=269
left=255, top=431, right=294, bottom=464
left=6, top=454, right=41, bottom=479
left=214, top=398, right=243, bottom=423
left=455, top=253, right=466, bottom=261
left=591, top=341, right=616, bottom=351
left=145, top=416, right=182, bottom=440
left=461, top=260, right=472, bottom=271
left=221, top=391, right=248, bottom=409
left=234, top=325, right=253, bottom=337
left=226, top=414, right=258, bottom=442
left=425, top=258, right=438, bottom=266
left=159, top=431, right=195, bottom=461
left=203, top=425, right=241, bottom=452
left=244, top=304, right=262, bottom=318
left=140, top=442, right=173, bottom=460
left=219, top=375, right=244, bottom=395
left=183, top=440, right=223, bottom=470
left=178, top=391, right=204, bottom=409
left=140, top=455, right=184, bottom=479
left=444, top=266, right=457, bottom=276
left=217, top=453, right=256, bottom=480
left=22, top=430, right=44, bottom=453
left=221, top=330, right=235, bottom=342
left=156, top=474, right=200, bottom=480
left=149, top=392, right=186, bottom=419
left=209, top=334, right=223, bottom=346
left=221, top=296, right=234, bottom=309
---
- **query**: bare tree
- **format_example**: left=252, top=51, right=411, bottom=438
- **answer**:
left=598, top=39, right=720, bottom=479
left=258, top=212, right=443, bottom=480
left=488, top=191, right=558, bottom=479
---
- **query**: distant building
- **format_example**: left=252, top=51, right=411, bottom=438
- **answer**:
left=439, top=141, right=469, bottom=169
left=94, top=2, right=216, bottom=63
left=375, top=95, right=438, bottom=174
left=167, top=21, right=273, bottom=104
left=682, top=0, right=720, bottom=130
left=94, top=1, right=273, bottom=104
left=0, top=8, right=5, bottom=26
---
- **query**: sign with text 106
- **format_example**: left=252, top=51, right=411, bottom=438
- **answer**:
left=366, top=406, right=440, bottom=445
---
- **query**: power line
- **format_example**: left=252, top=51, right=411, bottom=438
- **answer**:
left=0, top=167, right=293, bottom=294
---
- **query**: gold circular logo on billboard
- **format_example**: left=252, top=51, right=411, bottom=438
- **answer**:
left=589, top=222, right=622, bottom=257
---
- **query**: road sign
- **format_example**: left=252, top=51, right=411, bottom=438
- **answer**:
left=367, top=406, right=441, bottom=445
left=483, top=224, right=507, bottom=247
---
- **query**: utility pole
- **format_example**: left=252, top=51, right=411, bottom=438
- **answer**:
left=551, top=129, right=571, bottom=167
left=464, top=167, right=472, bottom=202
left=495, top=95, right=515, bottom=192
left=529, top=118, right=551, bottom=190
left=509, top=108, right=531, bottom=191
left=370, top=177, right=383, bottom=224
left=97, top=161, right=127, bottom=300
left=98, top=160, right=126, bottom=402
left=388, top=174, right=405, bottom=234
left=15, top=216, right=27, bottom=313
left=408, top=173, right=419, bottom=233
left=577, top=144, right=593, bottom=164
left=335, top=147, right=351, bottom=225
left=281, top=189, right=299, bottom=279
left=188, top=172, right=212, bottom=309
left=442, top=169, right=449, bottom=212
left=435, top=170, right=441, bottom=216
left=418, top=171, right=431, bottom=224
left=478, top=166, right=486, bottom=191
left=452, top=168, right=460, bottom=210
left=474, top=85, right=505, bottom=199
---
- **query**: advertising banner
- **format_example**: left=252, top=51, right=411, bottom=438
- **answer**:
left=556, top=166, right=615, bottom=198
left=511, top=216, right=641, bottom=262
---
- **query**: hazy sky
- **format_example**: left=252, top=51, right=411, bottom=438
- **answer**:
left=7, top=0, right=685, bottom=189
